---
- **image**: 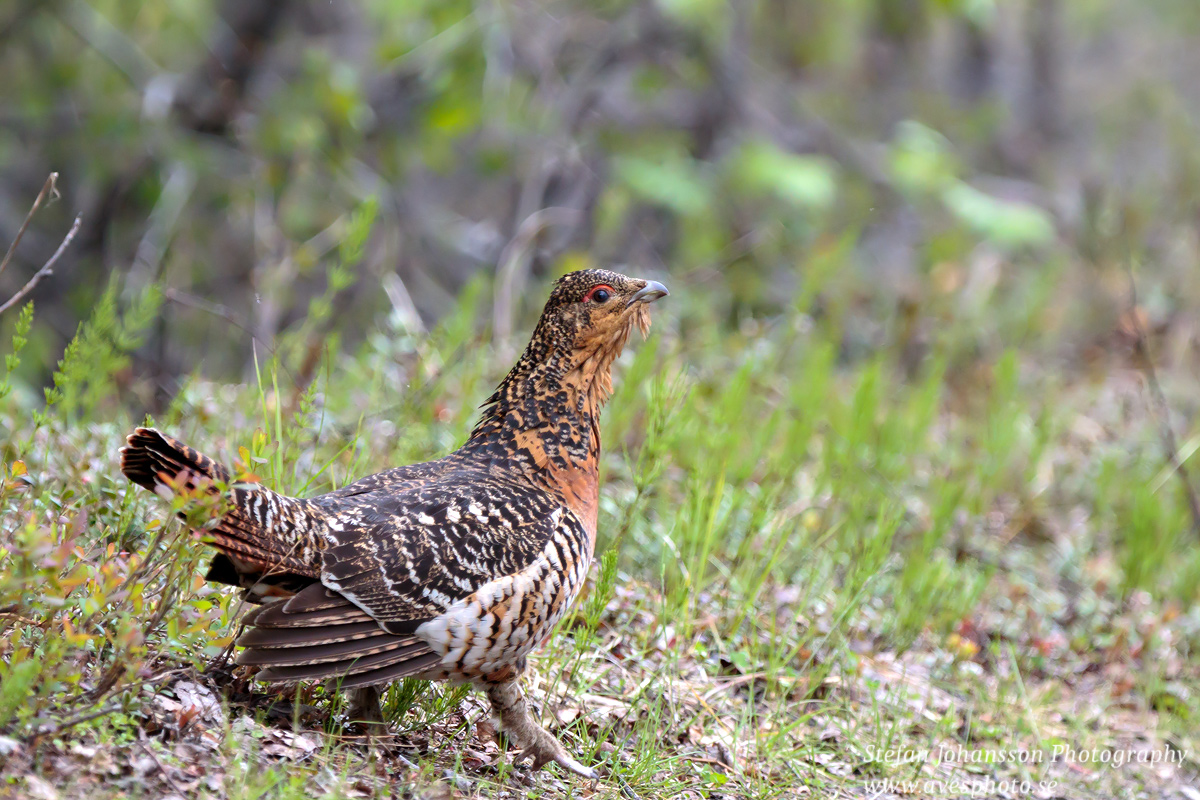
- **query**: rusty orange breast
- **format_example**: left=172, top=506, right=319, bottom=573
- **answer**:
left=551, top=460, right=599, bottom=547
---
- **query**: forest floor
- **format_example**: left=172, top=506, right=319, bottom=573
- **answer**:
left=1, top=544, right=1196, bottom=800
left=2, top=278, right=1200, bottom=799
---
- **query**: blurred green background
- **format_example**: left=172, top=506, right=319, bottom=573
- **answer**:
left=3, top=0, right=1198, bottom=390
left=3, top=3, right=1200, bottom=795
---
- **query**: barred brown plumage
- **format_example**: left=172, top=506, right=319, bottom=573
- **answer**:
left=119, top=268, right=668, bottom=779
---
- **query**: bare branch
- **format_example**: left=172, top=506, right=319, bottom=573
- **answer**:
left=0, top=213, right=82, bottom=316
left=0, top=173, right=60, bottom=281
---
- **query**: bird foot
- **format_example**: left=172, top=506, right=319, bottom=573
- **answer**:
left=486, top=680, right=598, bottom=781
left=513, top=726, right=599, bottom=780
left=345, top=685, right=388, bottom=736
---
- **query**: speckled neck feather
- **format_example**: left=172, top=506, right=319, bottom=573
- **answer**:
left=466, top=277, right=651, bottom=472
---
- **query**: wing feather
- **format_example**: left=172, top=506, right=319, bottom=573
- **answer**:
left=236, top=583, right=434, bottom=685
left=313, top=470, right=564, bottom=629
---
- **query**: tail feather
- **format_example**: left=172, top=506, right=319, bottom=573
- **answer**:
left=238, top=629, right=406, bottom=667
left=121, top=427, right=231, bottom=492
left=332, top=653, right=443, bottom=688
left=254, top=646, right=438, bottom=683
left=236, top=584, right=437, bottom=686
left=122, top=430, right=438, bottom=689
left=120, top=427, right=321, bottom=580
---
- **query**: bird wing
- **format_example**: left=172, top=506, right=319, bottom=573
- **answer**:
left=313, top=470, right=573, bottom=634
left=236, top=470, right=581, bottom=687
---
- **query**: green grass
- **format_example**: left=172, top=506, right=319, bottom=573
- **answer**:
left=2, top=251, right=1199, bottom=797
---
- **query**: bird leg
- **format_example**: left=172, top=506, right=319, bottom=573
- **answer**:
left=346, top=685, right=387, bottom=733
left=486, top=681, right=597, bottom=780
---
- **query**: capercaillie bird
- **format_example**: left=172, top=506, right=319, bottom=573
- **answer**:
left=119, top=269, right=667, bottom=779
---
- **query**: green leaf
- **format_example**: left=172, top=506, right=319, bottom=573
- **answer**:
left=890, top=120, right=957, bottom=194
left=734, top=140, right=838, bottom=208
left=941, top=182, right=1055, bottom=249
left=657, top=0, right=727, bottom=29
left=613, top=155, right=711, bottom=217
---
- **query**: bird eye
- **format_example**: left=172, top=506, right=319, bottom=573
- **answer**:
left=585, top=285, right=613, bottom=303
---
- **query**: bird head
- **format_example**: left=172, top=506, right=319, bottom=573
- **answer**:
left=472, top=268, right=668, bottom=443
left=538, top=268, right=669, bottom=361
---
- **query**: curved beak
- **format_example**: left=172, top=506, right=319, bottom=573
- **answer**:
left=628, top=280, right=669, bottom=307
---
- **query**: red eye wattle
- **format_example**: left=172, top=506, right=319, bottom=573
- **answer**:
left=584, top=284, right=614, bottom=303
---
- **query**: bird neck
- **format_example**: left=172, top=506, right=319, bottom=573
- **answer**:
left=462, top=315, right=640, bottom=541
left=463, top=334, right=608, bottom=537
left=465, top=332, right=612, bottom=475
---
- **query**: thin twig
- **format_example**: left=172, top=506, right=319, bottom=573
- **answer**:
left=617, top=775, right=642, bottom=799
left=59, top=665, right=190, bottom=726
left=161, top=287, right=298, bottom=388
left=28, top=702, right=125, bottom=740
left=161, top=288, right=254, bottom=342
left=0, top=213, right=82, bottom=316
left=0, top=172, right=59, bottom=280
left=0, top=611, right=43, bottom=627
left=138, top=735, right=187, bottom=794
left=1127, top=266, right=1200, bottom=539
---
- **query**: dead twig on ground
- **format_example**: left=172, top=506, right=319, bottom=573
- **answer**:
left=28, top=703, right=125, bottom=741
left=137, top=734, right=187, bottom=795
left=36, top=667, right=191, bottom=742
left=1127, top=265, right=1200, bottom=539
